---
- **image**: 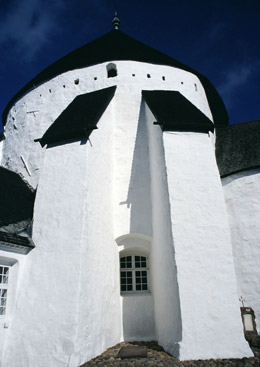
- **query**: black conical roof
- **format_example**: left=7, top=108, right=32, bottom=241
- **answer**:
left=2, top=30, right=228, bottom=126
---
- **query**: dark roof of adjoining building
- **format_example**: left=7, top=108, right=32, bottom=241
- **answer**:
left=0, top=231, right=34, bottom=249
left=2, top=30, right=228, bottom=127
left=0, top=167, right=35, bottom=226
left=35, top=86, right=116, bottom=147
left=215, top=120, right=260, bottom=177
left=142, top=90, right=214, bottom=132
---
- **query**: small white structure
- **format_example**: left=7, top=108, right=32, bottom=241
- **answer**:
left=0, top=21, right=259, bottom=367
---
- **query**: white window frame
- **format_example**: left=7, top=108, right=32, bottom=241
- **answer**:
left=0, top=265, right=10, bottom=317
left=120, top=253, right=149, bottom=294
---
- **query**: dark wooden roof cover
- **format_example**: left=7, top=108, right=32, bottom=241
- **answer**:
left=0, top=167, right=35, bottom=226
left=216, top=120, right=260, bottom=177
left=143, top=90, right=214, bottom=132
left=0, top=231, right=34, bottom=248
left=36, top=86, right=116, bottom=146
left=2, top=30, right=228, bottom=127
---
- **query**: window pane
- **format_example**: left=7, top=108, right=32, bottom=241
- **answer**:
left=135, top=256, right=141, bottom=268
left=143, top=284, right=148, bottom=290
left=136, top=271, right=140, bottom=277
left=136, top=277, right=141, bottom=284
left=121, top=278, right=126, bottom=284
left=141, top=261, right=146, bottom=267
left=121, top=285, right=126, bottom=292
left=121, top=271, right=126, bottom=278
left=136, top=285, right=141, bottom=291
left=127, top=284, right=133, bottom=291
left=142, top=271, right=147, bottom=277
left=1, top=298, right=6, bottom=306
left=120, top=257, right=126, bottom=269
left=3, top=268, right=9, bottom=276
left=2, top=276, right=8, bottom=284
left=1, top=289, right=7, bottom=298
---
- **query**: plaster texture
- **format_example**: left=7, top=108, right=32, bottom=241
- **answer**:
left=117, top=235, right=156, bottom=342
left=0, top=59, right=251, bottom=367
left=145, top=103, right=182, bottom=357
left=75, top=99, right=122, bottom=365
left=0, top=252, right=26, bottom=363
left=1, top=60, right=211, bottom=189
left=222, top=170, right=260, bottom=333
left=2, top=139, right=88, bottom=367
left=162, top=130, right=252, bottom=360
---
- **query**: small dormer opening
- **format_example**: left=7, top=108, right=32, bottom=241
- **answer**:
left=107, top=63, right=117, bottom=78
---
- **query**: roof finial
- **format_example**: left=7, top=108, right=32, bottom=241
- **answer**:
left=112, top=11, right=120, bottom=30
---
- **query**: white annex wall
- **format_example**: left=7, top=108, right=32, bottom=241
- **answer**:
left=0, top=251, right=27, bottom=363
left=222, top=170, right=260, bottom=333
left=162, top=130, right=252, bottom=360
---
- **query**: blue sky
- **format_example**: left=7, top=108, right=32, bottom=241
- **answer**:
left=0, top=0, right=259, bottom=131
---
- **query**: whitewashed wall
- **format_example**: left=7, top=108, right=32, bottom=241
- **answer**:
left=0, top=58, right=241, bottom=367
left=2, top=61, right=211, bottom=189
left=222, top=170, right=260, bottom=334
left=144, top=103, right=182, bottom=357
left=75, top=99, right=122, bottom=365
left=117, top=235, right=156, bottom=341
left=0, top=252, right=27, bottom=363
left=2, top=140, right=87, bottom=367
left=162, top=130, right=252, bottom=360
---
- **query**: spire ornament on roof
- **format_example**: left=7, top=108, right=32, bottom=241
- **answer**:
left=112, top=11, right=120, bottom=30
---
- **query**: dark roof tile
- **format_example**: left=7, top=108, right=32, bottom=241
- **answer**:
left=216, top=120, right=260, bottom=177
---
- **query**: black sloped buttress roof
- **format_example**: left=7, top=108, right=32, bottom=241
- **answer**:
left=215, top=120, right=260, bottom=177
left=35, top=86, right=116, bottom=146
left=2, top=30, right=228, bottom=127
left=142, top=90, right=214, bottom=132
left=0, top=166, right=35, bottom=227
left=0, top=167, right=35, bottom=251
left=0, top=231, right=34, bottom=253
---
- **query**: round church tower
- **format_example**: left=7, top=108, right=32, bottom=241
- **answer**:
left=0, top=17, right=252, bottom=367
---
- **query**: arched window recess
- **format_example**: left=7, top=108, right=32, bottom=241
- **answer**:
left=116, top=233, right=152, bottom=295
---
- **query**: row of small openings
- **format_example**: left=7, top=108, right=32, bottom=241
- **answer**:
left=43, top=70, right=197, bottom=90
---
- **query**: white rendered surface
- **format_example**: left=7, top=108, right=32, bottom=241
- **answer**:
left=0, top=252, right=26, bottom=362
left=2, top=60, right=212, bottom=189
left=145, top=103, right=182, bottom=357
left=222, top=170, right=260, bottom=334
left=117, top=235, right=156, bottom=341
left=1, top=58, right=250, bottom=366
left=162, top=131, right=252, bottom=360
